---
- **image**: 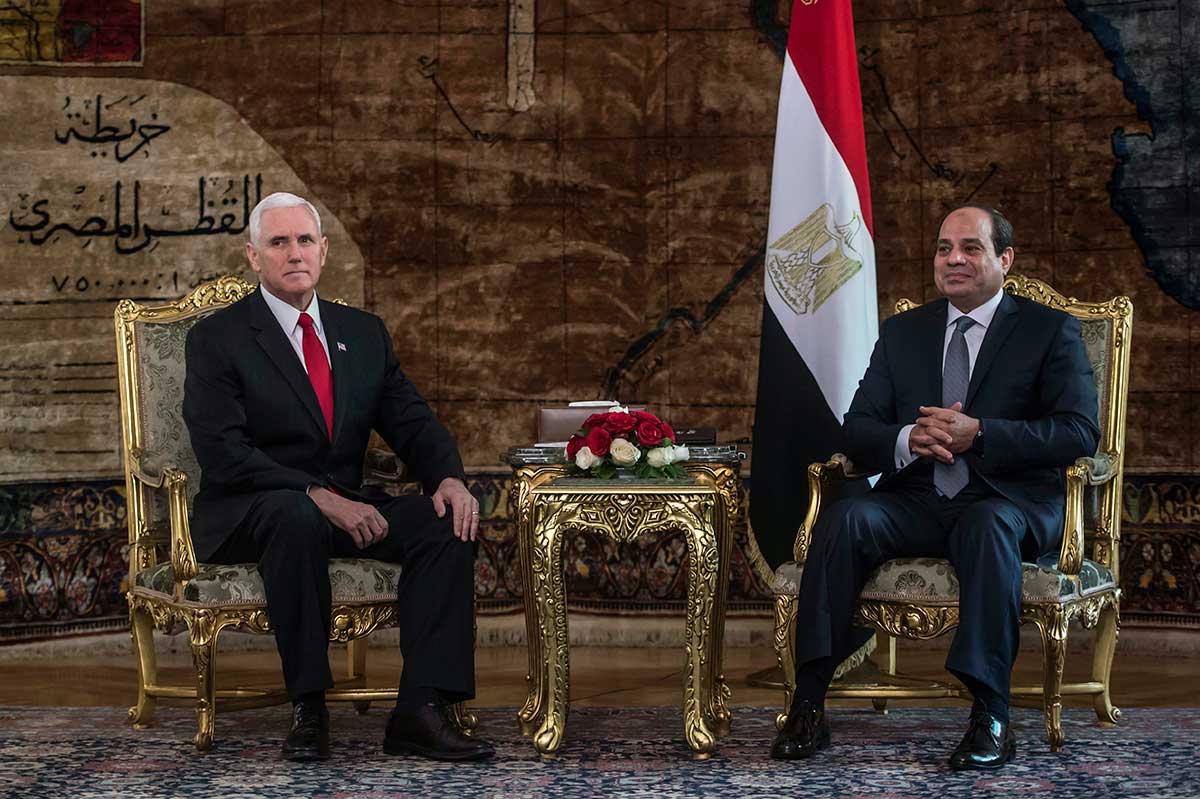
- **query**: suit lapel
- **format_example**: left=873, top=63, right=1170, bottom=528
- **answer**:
left=920, top=298, right=949, bottom=404
left=249, top=290, right=329, bottom=438
left=965, top=292, right=1019, bottom=407
left=321, top=300, right=352, bottom=445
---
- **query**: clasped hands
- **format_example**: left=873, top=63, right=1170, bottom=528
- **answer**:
left=908, top=402, right=980, bottom=464
left=307, top=477, right=480, bottom=549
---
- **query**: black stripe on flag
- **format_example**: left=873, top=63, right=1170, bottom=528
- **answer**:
left=750, top=298, right=868, bottom=570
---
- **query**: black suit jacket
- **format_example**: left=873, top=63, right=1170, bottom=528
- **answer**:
left=843, top=293, right=1100, bottom=555
left=183, top=288, right=465, bottom=562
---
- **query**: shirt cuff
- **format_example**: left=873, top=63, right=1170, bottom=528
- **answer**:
left=895, top=424, right=918, bottom=469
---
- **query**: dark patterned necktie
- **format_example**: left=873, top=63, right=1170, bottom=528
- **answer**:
left=297, top=312, right=334, bottom=439
left=934, top=316, right=976, bottom=498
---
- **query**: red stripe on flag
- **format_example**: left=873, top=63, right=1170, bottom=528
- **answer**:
left=786, top=0, right=873, bottom=236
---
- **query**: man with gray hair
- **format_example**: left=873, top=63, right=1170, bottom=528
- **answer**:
left=183, top=192, right=493, bottom=762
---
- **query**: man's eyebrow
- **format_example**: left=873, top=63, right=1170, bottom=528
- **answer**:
left=935, top=237, right=984, bottom=245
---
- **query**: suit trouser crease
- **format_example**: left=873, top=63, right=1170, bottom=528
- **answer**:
left=793, top=475, right=1036, bottom=704
left=211, top=490, right=476, bottom=702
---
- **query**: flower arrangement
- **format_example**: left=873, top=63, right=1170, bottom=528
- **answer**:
left=565, top=407, right=690, bottom=479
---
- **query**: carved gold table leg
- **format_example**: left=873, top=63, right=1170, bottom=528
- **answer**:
left=705, top=467, right=735, bottom=736
left=517, top=518, right=545, bottom=737
left=532, top=511, right=569, bottom=758
left=683, top=509, right=719, bottom=759
left=514, top=467, right=548, bottom=736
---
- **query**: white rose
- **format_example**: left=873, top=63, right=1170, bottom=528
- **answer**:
left=574, top=446, right=600, bottom=470
left=673, top=445, right=690, bottom=463
left=646, top=446, right=673, bottom=468
left=609, top=437, right=640, bottom=466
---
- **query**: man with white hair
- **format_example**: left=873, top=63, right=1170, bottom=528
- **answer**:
left=183, top=192, right=493, bottom=762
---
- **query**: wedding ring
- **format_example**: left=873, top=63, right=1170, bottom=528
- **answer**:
left=471, top=511, right=479, bottom=516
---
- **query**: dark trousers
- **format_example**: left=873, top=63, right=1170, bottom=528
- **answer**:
left=211, top=490, right=476, bottom=702
left=795, top=469, right=1047, bottom=705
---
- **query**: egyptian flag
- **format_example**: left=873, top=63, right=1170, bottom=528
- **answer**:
left=750, top=0, right=877, bottom=570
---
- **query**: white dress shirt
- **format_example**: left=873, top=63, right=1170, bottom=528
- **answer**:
left=259, top=285, right=331, bottom=372
left=893, top=288, right=1005, bottom=468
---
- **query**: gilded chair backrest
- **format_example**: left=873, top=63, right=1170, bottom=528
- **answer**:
left=896, top=275, right=1133, bottom=574
left=114, top=276, right=258, bottom=570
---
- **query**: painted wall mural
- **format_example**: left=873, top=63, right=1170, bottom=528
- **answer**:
left=0, top=76, right=364, bottom=482
left=0, top=0, right=142, bottom=65
left=1066, top=0, right=1200, bottom=312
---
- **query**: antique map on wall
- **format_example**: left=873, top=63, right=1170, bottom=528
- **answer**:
left=0, top=0, right=142, bottom=65
left=0, top=77, right=364, bottom=482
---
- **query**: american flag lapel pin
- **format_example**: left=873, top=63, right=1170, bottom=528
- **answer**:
left=337, top=342, right=347, bottom=352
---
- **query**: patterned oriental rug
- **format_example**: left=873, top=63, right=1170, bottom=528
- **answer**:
left=0, top=706, right=1195, bottom=798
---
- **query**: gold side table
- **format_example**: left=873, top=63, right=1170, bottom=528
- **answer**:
left=504, top=446, right=743, bottom=759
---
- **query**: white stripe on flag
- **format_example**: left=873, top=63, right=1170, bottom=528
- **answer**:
left=765, top=52, right=878, bottom=422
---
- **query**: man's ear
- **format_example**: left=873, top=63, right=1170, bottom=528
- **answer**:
left=1000, top=246, right=1015, bottom=274
left=245, top=241, right=261, bottom=274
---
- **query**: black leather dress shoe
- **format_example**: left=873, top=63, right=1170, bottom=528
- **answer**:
left=384, top=703, right=495, bottom=762
left=770, top=700, right=831, bottom=760
left=282, top=700, right=330, bottom=762
left=948, top=709, right=1015, bottom=770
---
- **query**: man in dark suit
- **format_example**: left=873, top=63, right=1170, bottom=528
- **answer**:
left=183, top=192, right=494, bottom=762
left=769, top=204, right=1099, bottom=769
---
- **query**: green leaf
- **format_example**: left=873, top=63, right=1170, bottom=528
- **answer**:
left=593, top=461, right=616, bottom=479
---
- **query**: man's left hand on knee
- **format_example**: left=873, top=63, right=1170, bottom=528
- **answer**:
left=431, top=477, right=480, bottom=542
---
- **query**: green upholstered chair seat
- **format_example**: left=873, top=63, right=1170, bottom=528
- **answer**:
left=772, top=557, right=1115, bottom=605
left=135, top=558, right=401, bottom=605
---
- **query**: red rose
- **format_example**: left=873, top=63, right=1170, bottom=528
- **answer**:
left=584, top=426, right=612, bottom=457
left=583, top=413, right=609, bottom=429
left=636, top=420, right=664, bottom=446
left=566, top=435, right=584, bottom=459
left=604, top=412, right=637, bottom=436
left=661, top=420, right=675, bottom=443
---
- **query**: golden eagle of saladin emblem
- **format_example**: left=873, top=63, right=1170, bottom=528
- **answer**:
left=767, top=203, right=863, bottom=315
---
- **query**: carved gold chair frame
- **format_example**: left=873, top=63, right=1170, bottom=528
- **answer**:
left=115, top=275, right=474, bottom=750
left=773, top=275, right=1133, bottom=751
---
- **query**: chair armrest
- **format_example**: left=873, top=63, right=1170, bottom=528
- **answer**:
left=1076, top=451, right=1117, bottom=486
left=129, top=458, right=198, bottom=585
left=1056, top=451, right=1120, bottom=577
left=363, top=447, right=411, bottom=487
left=793, top=454, right=876, bottom=563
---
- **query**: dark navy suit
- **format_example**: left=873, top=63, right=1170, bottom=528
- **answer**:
left=183, top=288, right=475, bottom=701
left=794, top=292, right=1100, bottom=701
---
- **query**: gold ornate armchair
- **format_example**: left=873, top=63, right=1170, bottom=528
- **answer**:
left=114, top=275, right=474, bottom=750
left=772, top=275, right=1132, bottom=751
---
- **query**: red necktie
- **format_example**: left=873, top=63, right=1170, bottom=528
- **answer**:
left=297, top=312, right=333, bottom=439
